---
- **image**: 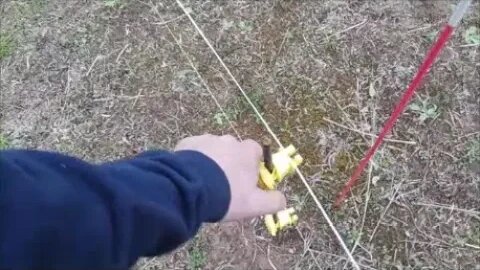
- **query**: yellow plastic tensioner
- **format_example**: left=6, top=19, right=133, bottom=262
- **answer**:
left=258, top=145, right=303, bottom=236
left=264, top=208, right=299, bottom=236
left=259, top=145, right=303, bottom=190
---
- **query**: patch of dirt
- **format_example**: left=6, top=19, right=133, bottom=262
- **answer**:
left=1, top=0, right=479, bottom=269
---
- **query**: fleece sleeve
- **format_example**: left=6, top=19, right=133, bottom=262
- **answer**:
left=0, top=149, right=230, bottom=270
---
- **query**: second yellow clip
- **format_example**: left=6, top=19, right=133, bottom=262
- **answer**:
left=258, top=144, right=303, bottom=236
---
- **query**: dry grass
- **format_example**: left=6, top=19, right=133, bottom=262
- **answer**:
left=1, top=0, right=479, bottom=269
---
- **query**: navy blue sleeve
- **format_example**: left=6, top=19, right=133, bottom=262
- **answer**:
left=0, top=149, right=230, bottom=270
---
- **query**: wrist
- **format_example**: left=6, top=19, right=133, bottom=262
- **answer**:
left=174, top=150, right=231, bottom=222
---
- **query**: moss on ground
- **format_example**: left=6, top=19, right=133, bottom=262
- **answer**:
left=0, top=34, right=14, bottom=60
left=0, top=135, right=10, bottom=149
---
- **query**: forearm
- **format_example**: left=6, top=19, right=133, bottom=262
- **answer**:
left=0, top=150, right=230, bottom=269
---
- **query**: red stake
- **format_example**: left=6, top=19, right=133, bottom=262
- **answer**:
left=334, top=21, right=459, bottom=208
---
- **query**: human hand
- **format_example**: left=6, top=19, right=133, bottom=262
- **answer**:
left=175, top=134, right=286, bottom=222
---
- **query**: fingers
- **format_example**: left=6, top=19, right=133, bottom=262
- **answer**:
left=242, top=139, right=263, bottom=161
left=175, top=134, right=215, bottom=150
left=218, top=136, right=261, bottom=161
left=220, top=134, right=237, bottom=142
left=249, top=190, right=287, bottom=217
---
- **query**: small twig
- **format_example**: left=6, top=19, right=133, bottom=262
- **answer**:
left=116, top=44, right=130, bottom=63
left=464, top=243, right=480, bottom=250
left=459, top=131, right=480, bottom=139
left=307, top=249, right=377, bottom=270
left=86, top=55, right=103, bottom=77
left=457, top=43, right=480, bottom=48
left=406, top=23, right=435, bottom=33
left=323, top=117, right=417, bottom=145
left=266, top=245, right=278, bottom=270
left=327, top=92, right=371, bottom=146
left=413, top=202, right=480, bottom=218
left=131, top=88, right=143, bottom=110
left=369, top=180, right=404, bottom=243
left=327, top=93, right=363, bottom=133
left=295, top=228, right=323, bottom=269
left=344, top=94, right=376, bottom=268
left=276, top=28, right=290, bottom=57
left=332, top=19, right=368, bottom=37
left=434, top=149, right=458, bottom=161
left=62, top=69, right=72, bottom=112
left=152, top=14, right=186, bottom=26
left=93, top=95, right=145, bottom=102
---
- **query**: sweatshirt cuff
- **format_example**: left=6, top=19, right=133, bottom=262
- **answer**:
left=174, top=150, right=231, bottom=222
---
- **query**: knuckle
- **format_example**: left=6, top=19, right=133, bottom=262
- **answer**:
left=246, top=195, right=260, bottom=212
left=221, top=134, right=236, bottom=142
left=175, top=137, right=192, bottom=149
left=243, top=139, right=262, bottom=155
left=277, top=193, right=287, bottom=208
left=203, top=134, right=217, bottom=140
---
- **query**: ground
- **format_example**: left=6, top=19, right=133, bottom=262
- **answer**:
left=1, top=0, right=479, bottom=269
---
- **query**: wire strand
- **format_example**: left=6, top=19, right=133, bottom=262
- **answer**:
left=175, top=3, right=283, bottom=147
left=174, top=1, right=360, bottom=269
left=167, top=26, right=242, bottom=140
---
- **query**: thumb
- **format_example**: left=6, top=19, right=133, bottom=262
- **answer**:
left=250, top=190, right=287, bottom=217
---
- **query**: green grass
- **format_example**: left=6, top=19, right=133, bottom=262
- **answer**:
left=464, top=138, right=480, bottom=164
left=1, top=0, right=48, bottom=56
left=464, top=26, right=480, bottom=45
left=238, top=21, right=254, bottom=33
left=323, top=32, right=340, bottom=56
left=467, top=223, right=480, bottom=245
left=213, top=89, right=265, bottom=127
left=187, top=241, right=206, bottom=270
left=0, top=34, right=15, bottom=60
left=213, top=107, right=239, bottom=127
left=11, top=0, right=46, bottom=22
left=103, top=0, right=122, bottom=8
left=409, top=97, right=440, bottom=123
left=0, top=135, right=10, bottom=150
left=424, top=30, right=438, bottom=42
left=29, top=0, right=46, bottom=13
